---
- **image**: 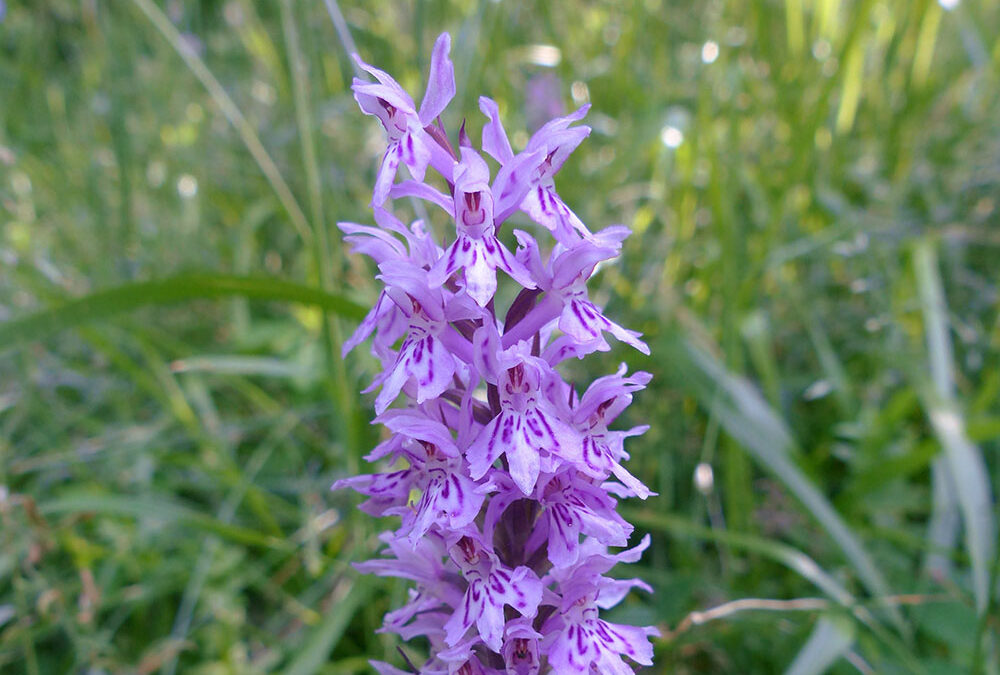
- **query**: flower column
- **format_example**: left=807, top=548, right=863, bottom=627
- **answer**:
left=334, top=33, right=659, bottom=674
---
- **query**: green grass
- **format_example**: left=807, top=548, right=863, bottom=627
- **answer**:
left=2, top=0, right=1000, bottom=672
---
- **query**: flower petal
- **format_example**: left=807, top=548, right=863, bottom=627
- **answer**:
left=478, top=96, right=515, bottom=163
left=372, top=142, right=402, bottom=206
left=418, top=33, right=456, bottom=126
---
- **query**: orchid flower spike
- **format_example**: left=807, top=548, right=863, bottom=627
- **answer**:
left=338, top=32, right=658, bottom=674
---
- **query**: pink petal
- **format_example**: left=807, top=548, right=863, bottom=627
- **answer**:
left=372, top=143, right=402, bottom=206
left=350, top=56, right=415, bottom=110
left=389, top=179, right=454, bottom=213
left=418, top=33, right=456, bottom=126
left=478, top=96, right=515, bottom=163
left=492, top=149, right=545, bottom=224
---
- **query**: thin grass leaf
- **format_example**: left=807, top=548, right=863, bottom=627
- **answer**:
left=914, top=238, right=995, bottom=613
left=626, top=509, right=854, bottom=605
left=664, top=333, right=904, bottom=630
left=38, top=494, right=294, bottom=552
left=127, top=0, right=314, bottom=249
left=282, top=583, right=373, bottom=675
left=784, top=615, right=855, bottom=675
left=0, top=274, right=366, bottom=350
left=170, top=355, right=309, bottom=378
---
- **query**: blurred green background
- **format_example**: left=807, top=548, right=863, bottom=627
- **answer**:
left=2, top=0, right=999, bottom=673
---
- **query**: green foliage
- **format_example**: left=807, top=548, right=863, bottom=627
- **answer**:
left=2, top=0, right=999, bottom=672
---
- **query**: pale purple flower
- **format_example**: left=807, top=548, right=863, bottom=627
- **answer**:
left=541, top=536, right=658, bottom=673
left=393, top=146, right=540, bottom=307
left=530, top=471, right=633, bottom=568
left=574, top=365, right=655, bottom=499
left=353, top=33, right=457, bottom=204
left=405, top=452, right=489, bottom=543
left=338, top=208, right=443, bottom=358
left=368, top=300, right=457, bottom=413
left=501, top=618, right=543, bottom=675
left=466, top=349, right=582, bottom=495
left=505, top=228, right=649, bottom=355
left=443, top=533, right=543, bottom=651
left=480, top=97, right=594, bottom=245
left=334, top=31, right=657, bottom=674
left=543, top=603, right=658, bottom=675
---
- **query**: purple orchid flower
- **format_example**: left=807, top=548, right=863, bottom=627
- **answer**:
left=338, top=208, right=443, bottom=358
left=443, top=533, right=543, bottom=652
left=574, top=365, right=656, bottom=499
left=501, top=618, right=543, bottom=675
left=529, top=471, right=634, bottom=568
left=368, top=306, right=457, bottom=413
left=504, top=227, right=649, bottom=355
left=541, top=536, right=658, bottom=673
left=466, top=342, right=583, bottom=495
left=335, top=32, right=658, bottom=674
left=392, top=146, right=540, bottom=307
left=480, top=97, right=594, bottom=245
left=543, top=601, right=659, bottom=675
left=353, top=33, right=457, bottom=205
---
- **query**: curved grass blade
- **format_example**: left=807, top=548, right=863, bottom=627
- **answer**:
left=914, top=239, right=995, bottom=613
left=663, top=333, right=904, bottom=631
left=0, top=274, right=367, bottom=350
left=38, top=494, right=294, bottom=552
left=784, top=615, right=855, bottom=675
left=170, top=355, right=309, bottom=378
left=626, top=509, right=854, bottom=605
left=283, top=583, right=373, bottom=675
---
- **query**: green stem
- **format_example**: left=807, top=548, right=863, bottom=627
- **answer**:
left=129, top=0, right=314, bottom=250
left=279, top=0, right=362, bottom=470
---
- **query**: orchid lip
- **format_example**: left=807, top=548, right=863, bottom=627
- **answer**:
left=461, top=191, right=486, bottom=226
left=457, top=536, right=479, bottom=564
left=461, top=209, right=486, bottom=226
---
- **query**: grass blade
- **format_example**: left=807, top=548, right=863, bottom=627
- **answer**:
left=0, top=274, right=366, bottom=349
left=914, top=238, right=995, bottom=613
left=170, top=355, right=308, bottom=378
left=282, top=583, right=372, bottom=675
left=38, top=494, right=293, bottom=552
left=784, top=615, right=855, bottom=675
left=127, top=0, right=314, bottom=249
left=627, top=509, right=855, bottom=605
left=664, top=333, right=903, bottom=629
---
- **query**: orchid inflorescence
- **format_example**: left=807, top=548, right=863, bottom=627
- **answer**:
left=334, top=33, right=659, bottom=674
